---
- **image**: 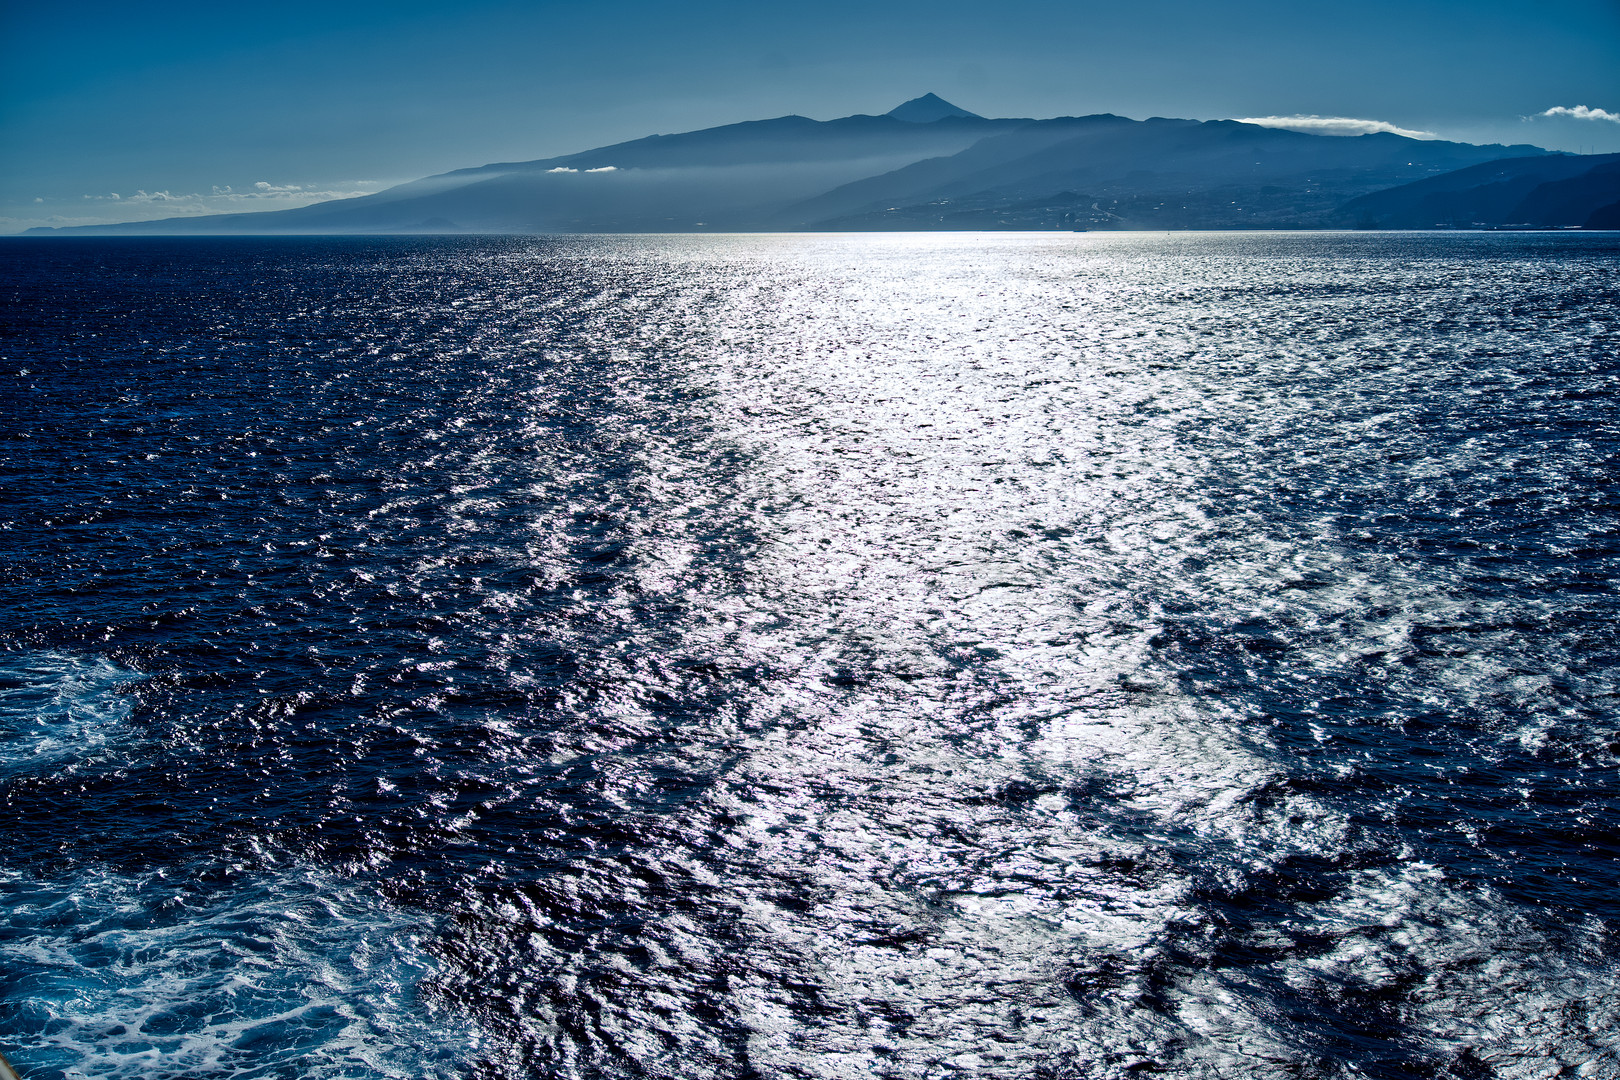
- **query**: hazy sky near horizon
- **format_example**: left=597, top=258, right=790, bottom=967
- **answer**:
left=3, top=0, right=1618, bottom=230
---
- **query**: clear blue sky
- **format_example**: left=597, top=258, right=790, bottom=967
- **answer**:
left=4, top=0, right=1618, bottom=230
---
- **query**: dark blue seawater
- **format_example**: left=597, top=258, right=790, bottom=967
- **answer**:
left=1, top=232, right=1617, bottom=1079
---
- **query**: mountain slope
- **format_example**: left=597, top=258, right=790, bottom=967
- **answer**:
left=786, top=118, right=1554, bottom=229
left=887, top=93, right=983, bottom=122
left=29, top=101, right=1024, bottom=235
left=23, top=97, right=1569, bottom=235
left=1336, top=154, right=1620, bottom=227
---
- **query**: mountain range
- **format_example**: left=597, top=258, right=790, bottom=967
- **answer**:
left=25, top=95, right=1620, bottom=234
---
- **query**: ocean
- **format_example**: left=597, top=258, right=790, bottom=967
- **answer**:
left=1, top=232, right=1617, bottom=1079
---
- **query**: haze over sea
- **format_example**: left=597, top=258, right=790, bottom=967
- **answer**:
left=2, top=232, right=1617, bottom=1079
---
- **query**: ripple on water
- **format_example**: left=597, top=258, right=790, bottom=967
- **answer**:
left=0, top=233, right=1617, bottom=1078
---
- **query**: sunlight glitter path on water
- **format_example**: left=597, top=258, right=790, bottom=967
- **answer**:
left=1, top=233, right=1617, bottom=1079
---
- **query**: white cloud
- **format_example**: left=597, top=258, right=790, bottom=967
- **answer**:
left=1233, top=115, right=1438, bottom=139
left=1540, top=105, right=1620, bottom=123
left=66, top=181, right=384, bottom=217
left=546, top=166, right=578, bottom=173
left=584, top=165, right=617, bottom=173
left=6, top=180, right=397, bottom=232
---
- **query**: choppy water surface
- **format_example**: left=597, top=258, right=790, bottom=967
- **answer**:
left=1, top=232, right=1617, bottom=1079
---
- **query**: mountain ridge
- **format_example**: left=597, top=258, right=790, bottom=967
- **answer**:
left=23, top=97, right=1600, bottom=235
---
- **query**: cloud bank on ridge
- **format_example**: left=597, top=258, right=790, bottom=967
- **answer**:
left=1232, top=115, right=1438, bottom=139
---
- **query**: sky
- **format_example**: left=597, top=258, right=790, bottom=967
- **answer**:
left=3, top=0, right=1618, bottom=231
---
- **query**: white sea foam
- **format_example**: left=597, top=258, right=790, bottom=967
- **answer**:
left=0, top=865, right=482, bottom=1079
left=0, top=652, right=135, bottom=779
left=0, top=653, right=481, bottom=1078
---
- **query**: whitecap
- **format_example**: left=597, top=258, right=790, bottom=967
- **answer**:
left=0, top=652, right=135, bottom=780
left=0, top=865, right=483, bottom=1079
